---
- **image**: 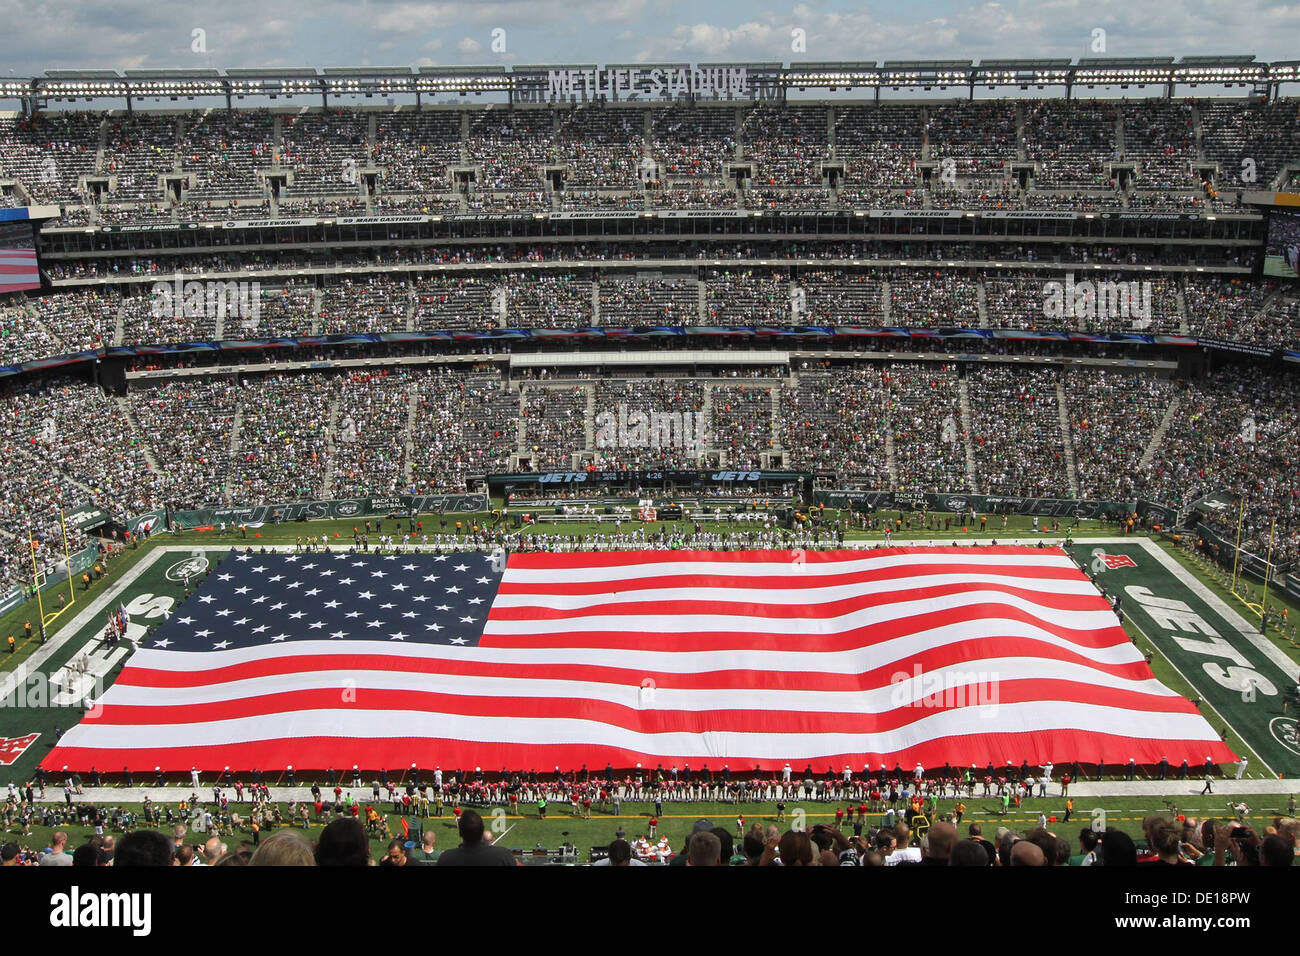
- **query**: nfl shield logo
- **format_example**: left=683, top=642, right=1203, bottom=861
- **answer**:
left=0, top=733, right=40, bottom=766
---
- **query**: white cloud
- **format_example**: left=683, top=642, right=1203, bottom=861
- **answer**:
left=0, top=0, right=1295, bottom=76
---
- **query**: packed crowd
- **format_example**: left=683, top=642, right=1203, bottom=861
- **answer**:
left=6, top=100, right=1296, bottom=221
left=1065, top=368, right=1175, bottom=500
left=967, top=365, right=1070, bottom=497
left=329, top=368, right=414, bottom=498
left=1138, top=365, right=1300, bottom=566
left=0, top=356, right=1293, bottom=587
left=589, top=378, right=708, bottom=470
left=408, top=366, right=518, bottom=492
left=21, top=255, right=1295, bottom=357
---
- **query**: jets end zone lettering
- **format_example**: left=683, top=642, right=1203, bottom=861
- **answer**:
left=1124, top=585, right=1277, bottom=699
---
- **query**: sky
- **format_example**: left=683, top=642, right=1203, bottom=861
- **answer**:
left=0, top=0, right=1297, bottom=76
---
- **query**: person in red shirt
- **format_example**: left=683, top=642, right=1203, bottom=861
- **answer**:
left=648, top=816, right=658, bottom=838
left=835, top=807, right=845, bottom=827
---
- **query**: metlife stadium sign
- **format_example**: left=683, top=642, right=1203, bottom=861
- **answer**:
left=545, top=67, right=752, bottom=101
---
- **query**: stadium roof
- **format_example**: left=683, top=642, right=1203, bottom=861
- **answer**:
left=3, top=56, right=1292, bottom=106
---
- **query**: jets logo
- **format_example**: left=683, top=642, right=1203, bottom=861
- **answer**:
left=1270, top=717, right=1300, bottom=757
left=165, top=551, right=209, bottom=582
left=1090, top=549, right=1137, bottom=573
left=0, top=733, right=39, bottom=766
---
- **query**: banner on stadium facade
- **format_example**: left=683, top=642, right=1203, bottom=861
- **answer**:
left=64, top=503, right=109, bottom=532
left=222, top=218, right=317, bottom=229
left=490, top=470, right=806, bottom=488
left=17, top=325, right=1256, bottom=378
left=1192, top=490, right=1240, bottom=521
left=867, top=210, right=963, bottom=219
left=977, top=495, right=1132, bottom=519
left=98, top=222, right=203, bottom=233
left=127, top=509, right=167, bottom=537
left=502, top=496, right=641, bottom=508
left=548, top=211, right=643, bottom=220
left=1135, top=499, right=1178, bottom=528
left=543, top=66, right=752, bottom=103
left=0, top=588, right=25, bottom=616
left=655, top=210, right=751, bottom=219
left=1098, top=212, right=1207, bottom=222
left=1196, top=337, right=1275, bottom=357
left=335, top=216, right=430, bottom=226
left=35, top=542, right=99, bottom=591
left=981, top=211, right=1079, bottom=221
left=167, top=494, right=489, bottom=530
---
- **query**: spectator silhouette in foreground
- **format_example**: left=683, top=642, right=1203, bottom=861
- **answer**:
left=315, top=818, right=372, bottom=867
left=437, top=809, right=516, bottom=866
left=115, top=830, right=174, bottom=867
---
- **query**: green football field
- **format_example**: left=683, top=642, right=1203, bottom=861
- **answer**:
left=2, top=519, right=1297, bottom=800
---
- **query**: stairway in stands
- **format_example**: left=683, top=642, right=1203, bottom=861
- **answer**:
left=319, top=393, right=343, bottom=499
left=957, top=377, right=979, bottom=494
left=222, top=405, right=244, bottom=504
left=1137, top=394, right=1181, bottom=472
left=1056, top=381, right=1082, bottom=498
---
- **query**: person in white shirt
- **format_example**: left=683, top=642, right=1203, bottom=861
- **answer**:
left=884, top=843, right=922, bottom=865
left=190, top=766, right=201, bottom=790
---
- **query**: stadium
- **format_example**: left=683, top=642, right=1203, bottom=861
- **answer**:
left=1, top=39, right=1299, bottom=879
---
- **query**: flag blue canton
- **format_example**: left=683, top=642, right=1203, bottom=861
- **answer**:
left=155, top=550, right=505, bottom=651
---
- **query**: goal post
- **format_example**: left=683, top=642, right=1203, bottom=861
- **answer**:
left=28, top=508, right=78, bottom=633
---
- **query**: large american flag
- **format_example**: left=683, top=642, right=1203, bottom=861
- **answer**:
left=44, top=546, right=1235, bottom=772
